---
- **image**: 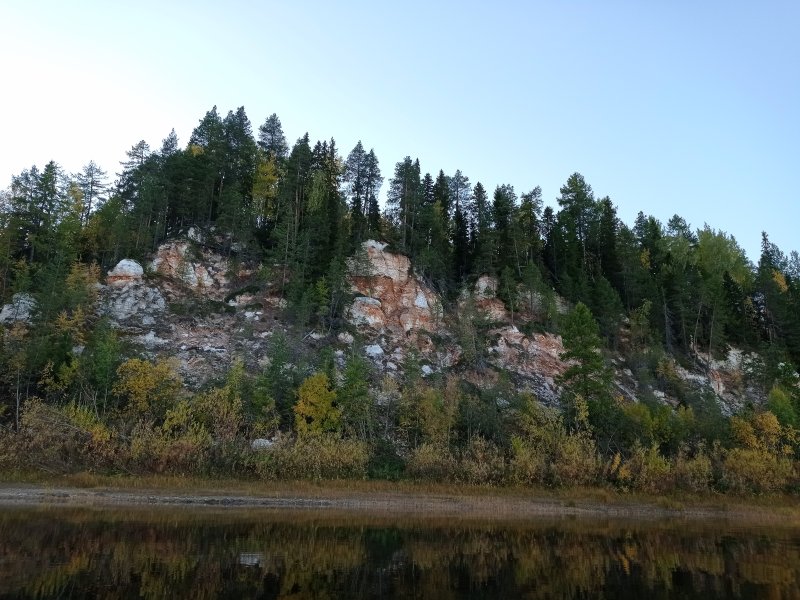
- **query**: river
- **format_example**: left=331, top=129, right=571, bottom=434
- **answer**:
left=0, top=505, right=798, bottom=598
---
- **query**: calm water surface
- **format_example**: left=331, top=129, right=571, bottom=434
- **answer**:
left=0, top=505, right=799, bottom=599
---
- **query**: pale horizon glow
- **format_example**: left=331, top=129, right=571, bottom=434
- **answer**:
left=1, top=1, right=798, bottom=263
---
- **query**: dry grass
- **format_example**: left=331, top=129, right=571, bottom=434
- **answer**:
left=2, top=470, right=800, bottom=525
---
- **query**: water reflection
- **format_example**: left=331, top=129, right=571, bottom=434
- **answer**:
left=0, top=506, right=798, bottom=599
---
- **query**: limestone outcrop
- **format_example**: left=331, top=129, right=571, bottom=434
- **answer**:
left=342, top=242, right=573, bottom=396
left=149, top=240, right=231, bottom=299
left=82, top=235, right=755, bottom=413
left=106, top=259, right=144, bottom=286
left=487, top=325, right=567, bottom=404
left=347, top=241, right=441, bottom=338
left=472, top=275, right=508, bottom=322
left=0, top=293, right=37, bottom=324
left=100, top=259, right=166, bottom=326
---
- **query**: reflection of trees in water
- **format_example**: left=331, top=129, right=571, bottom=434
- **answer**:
left=0, top=509, right=799, bottom=599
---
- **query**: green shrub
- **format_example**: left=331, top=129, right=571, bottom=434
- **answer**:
left=367, top=439, right=405, bottom=480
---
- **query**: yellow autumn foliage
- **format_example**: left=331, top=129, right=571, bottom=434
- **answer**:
left=113, top=358, right=182, bottom=418
left=293, top=372, right=340, bottom=436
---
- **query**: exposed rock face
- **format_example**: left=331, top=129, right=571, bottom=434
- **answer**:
left=487, top=325, right=567, bottom=404
left=97, top=242, right=285, bottom=389
left=149, top=240, right=230, bottom=299
left=0, top=293, right=37, bottom=324
left=348, top=297, right=385, bottom=329
left=347, top=241, right=441, bottom=338
left=90, top=236, right=759, bottom=414
left=106, top=259, right=144, bottom=286
left=471, top=275, right=508, bottom=322
left=99, top=279, right=166, bottom=326
left=343, top=242, right=575, bottom=394
left=675, top=347, right=754, bottom=415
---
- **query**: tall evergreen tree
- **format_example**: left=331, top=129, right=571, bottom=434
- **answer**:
left=343, top=141, right=368, bottom=246
left=415, top=172, right=451, bottom=291
left=468, top=181, right=493, bottom=275
left=433, top=170, right=451, bottom=223
left=75, top=161, right=108, bottom=225
left=219, top=107, right=259, bottom=246
left=492, top=183, right=517, bottom=274
left=188, top=107, right=226, bottom=223
left=557, top=302, right=613, bottom=428
left=552, top=173, right=597, bottom=301
left=257, top=113, right=289, bottom=161
left=386, top=157, right=421, bottom=255
left=363, top=149, right=382, bottom=237
left=449, top=170, right=471, bottom=280
left=516, top=186, right=543, bottom=269
left=273, top=134, right=313, bottom=296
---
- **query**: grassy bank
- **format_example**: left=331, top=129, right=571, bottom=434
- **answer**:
left=3, top=471, right=800, bottom=525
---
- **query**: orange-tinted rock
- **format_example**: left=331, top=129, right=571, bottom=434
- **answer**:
left=106, top=259, right=144, bottom=286
left=462, top=274, right=508, bottom=322
left=487, top=325, right=569, bottom=403
left=347, top=241, right=441, bottom=338
left=149, top=241, right=229, bottom=299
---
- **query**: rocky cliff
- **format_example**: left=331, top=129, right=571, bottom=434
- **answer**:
left=72, top=235, right=756, bottom=412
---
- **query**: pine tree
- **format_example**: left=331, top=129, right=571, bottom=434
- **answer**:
left=363, top=149, right=382, bottom=237
left=343, top=141, right=368, bottom=246
left=516, top=186, right=543, bottom=268
left=433, top=170, right=451, bottom=222
left=558, top=302, right=612, bottom=405
left=449, top=170, right=471, bottom=281
left=273, top=134, right=312, bottom=297
left=386, top=157, right=421, bottom=255
left=492, top=184, right=517, bottom=275
left=552, top=173, right=598, bottom=303
left=188, top=107, right=226, bottom=224
left=257, top=113, right=289, bottom=161
left=469, top=181, right=493, bottom=276
left=75, top=161, right=108, bottom=225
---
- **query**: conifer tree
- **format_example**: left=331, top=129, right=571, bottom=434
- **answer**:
left=469, top=181, right=493, bottom=275
left=558, top=302, right=612, bottom=405
left=492, top=184, right=517, bottom=275
left=343, top=141, right=368, bottom=246
left=516, top=186, right=543, bottom=268
left=363, top=149, right=382, bottom=237
left=75, top=161, right=108, bottom=225
left=257, top=113, right=289, bottom=161
left=387, top=157, right=421, bottom=255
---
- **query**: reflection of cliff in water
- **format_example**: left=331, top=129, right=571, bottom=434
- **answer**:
left=0, top=507, right=799, bottom=599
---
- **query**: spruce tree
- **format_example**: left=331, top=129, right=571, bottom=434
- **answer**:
left=257, top=113, right=289, bottom=161
left=558, top=302, right=612, bottom=405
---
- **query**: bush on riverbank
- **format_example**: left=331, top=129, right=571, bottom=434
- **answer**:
left=1, top=358, right=799, bottom=498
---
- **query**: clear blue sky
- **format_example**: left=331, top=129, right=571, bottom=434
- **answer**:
left=1, top=1, right=798, bottom=263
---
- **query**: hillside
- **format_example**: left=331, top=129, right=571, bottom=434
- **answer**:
left=1, top=105, right=799, bottom=494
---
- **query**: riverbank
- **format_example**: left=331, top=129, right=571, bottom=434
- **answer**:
left=2, top=474, right=799, bottom=525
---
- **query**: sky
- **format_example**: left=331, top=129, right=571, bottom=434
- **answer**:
left=1, top=1, right=798, bottom=263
